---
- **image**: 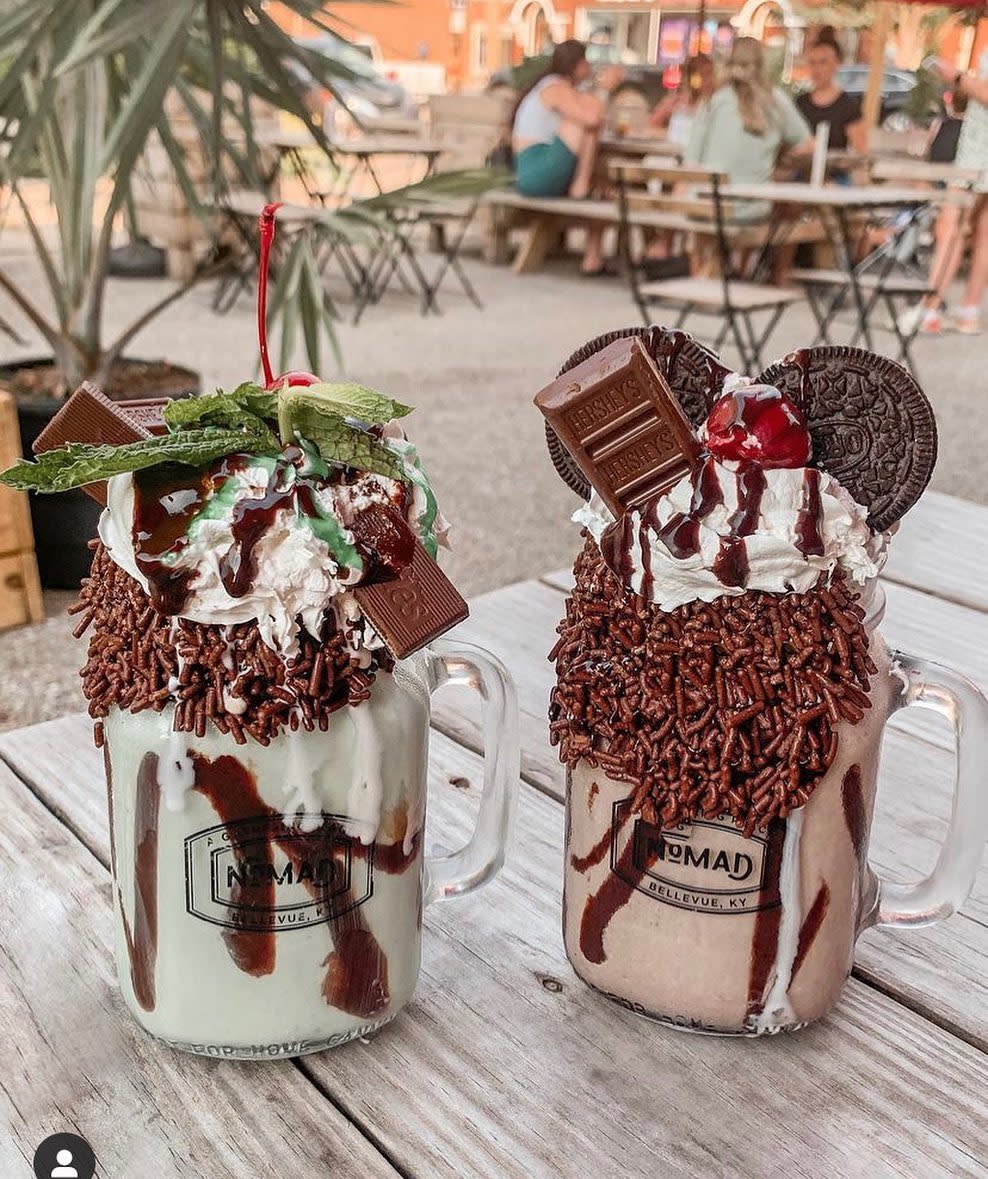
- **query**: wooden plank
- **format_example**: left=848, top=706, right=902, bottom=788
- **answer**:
left=0, top=390, right=43, bottom=631
left=4, top=716, right=988, bottom=1178
left=0, top=550, right=45, bottom=631
left=0, top=390, right=36, bottom=557
left=0, top=757, right=399, bottom=1179
left=885, top=491, right=988, bottom=613
left=871, top=159, right=982, bottom=186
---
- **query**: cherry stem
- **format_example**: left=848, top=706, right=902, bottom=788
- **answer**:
left=257, top=202, right=284, bottom=388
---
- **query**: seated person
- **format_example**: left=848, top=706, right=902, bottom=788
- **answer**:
left=511, top=40, right=624, bottom=274
left=649, top=55, right=715, bottom=148
left=686, top=37, right=813, bottom=224
left=796, top=29, right=865, bottom=157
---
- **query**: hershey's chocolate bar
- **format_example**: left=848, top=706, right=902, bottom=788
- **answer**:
left=32, top=383, right=167, bottom=504
left=534, top=336, right=701, bottom=516
left=355, top=540, right=468, bottom=660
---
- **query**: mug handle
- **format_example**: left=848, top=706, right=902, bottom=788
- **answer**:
left=874, top=651, right=988, bottom=929
left=420, top=639, right=519, bottom=906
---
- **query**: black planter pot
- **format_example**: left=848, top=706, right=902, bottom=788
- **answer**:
left=5, top=358, right=200, bottom=590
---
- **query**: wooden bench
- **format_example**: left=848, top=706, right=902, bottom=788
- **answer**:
left=0, top=391, right=43, bottom=632
left=484, top=185, right=830, bottom=277
left=484, top=191, right=631, bottom=272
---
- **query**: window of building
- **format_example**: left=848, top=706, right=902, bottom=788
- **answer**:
left=471, top=25, right=488, bottom=72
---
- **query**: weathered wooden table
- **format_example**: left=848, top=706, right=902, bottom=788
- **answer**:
left=2, top=489, right=987, bottom=1178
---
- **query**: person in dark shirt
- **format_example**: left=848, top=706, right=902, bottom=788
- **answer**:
left=795, top=29, right=864, bottom=152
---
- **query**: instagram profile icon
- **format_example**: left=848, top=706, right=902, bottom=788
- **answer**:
left=33, top=1133, right=97, bottom=1179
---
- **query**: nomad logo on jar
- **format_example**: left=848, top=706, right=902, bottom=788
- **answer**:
left=185, top=814, right=374, bottom=932
left=611, top=800, right=779, bottom=915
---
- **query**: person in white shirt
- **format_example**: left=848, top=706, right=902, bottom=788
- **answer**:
left=511, top=40, right=624, bottom=274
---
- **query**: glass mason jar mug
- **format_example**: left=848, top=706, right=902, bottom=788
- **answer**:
left=562, top=585, right=988, bottom=1034
left=103, top=640, right=518, bottom=1058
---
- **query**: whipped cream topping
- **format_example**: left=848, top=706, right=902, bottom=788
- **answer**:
left=575, top=459, right=885, bottom=611
left=99, top=428, right=447, bottom=659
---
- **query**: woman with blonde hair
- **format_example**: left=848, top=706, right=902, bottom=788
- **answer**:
left=687, top=37, right=813, bottom=222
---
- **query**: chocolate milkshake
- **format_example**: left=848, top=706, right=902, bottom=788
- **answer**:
left=536, top=330, right=988, bottom=1035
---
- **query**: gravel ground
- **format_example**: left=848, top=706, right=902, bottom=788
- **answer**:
left=1, top=229, right=986, bottom=730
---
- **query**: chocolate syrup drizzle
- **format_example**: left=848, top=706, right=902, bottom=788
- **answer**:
left=796, top=469, right=825, bottom=558
left=579, top=817, right=664, bottom=965
left=745, top=820, right=787, bottom=1018
left=132, top=451, right=416, bottom=617
left=192, top=754, right=279, bottom=977
left=841, top=764, right=867, bottom=859
left=191, top=752, right=419, bottom=1018
left=570, top=827, right=613, bottom=875
left=602, top=452, right=830, bottom=599
left=791, top=882, right=830, bottom=979
left=114, top=752, right=161, bottom=1012
left=133, top=464, right=213, bottom=614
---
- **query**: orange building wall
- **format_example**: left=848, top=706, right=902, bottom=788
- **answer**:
left=280, top=2, right=459, bottom=64
left=271, top=2, right=988, bottom=92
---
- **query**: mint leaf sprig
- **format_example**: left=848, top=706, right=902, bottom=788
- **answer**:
left=0, top=380, right=418, bottom=493
left=0, top=428, right=275, bottom=493
left=277, top=383, right=412, bottom=481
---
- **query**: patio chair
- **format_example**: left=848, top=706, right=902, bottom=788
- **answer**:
left=348, top=193, right=483, bottom=321
left=212, top=191, right=363, bottom=320
left=613, top=162, right=803, bottom=372
left=788, top=194, right=961, bottom=373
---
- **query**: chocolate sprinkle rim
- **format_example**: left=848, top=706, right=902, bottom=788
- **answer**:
left=550, top=539, right=876, bottom=835
left=74, top=542, right=392, bottom=747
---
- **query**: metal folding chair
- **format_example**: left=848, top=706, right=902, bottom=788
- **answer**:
left=614, top=162, right=803, bottom=372
left=789, top=194, right=966, bottom=374
left=414, top=197, right=483, bottom=313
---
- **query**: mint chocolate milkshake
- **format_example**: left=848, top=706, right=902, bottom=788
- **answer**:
left=82, top=411, right=449, bottom=1050
left=535, top=331, right=955, bottom=1035
left=13, top=375, right=470, bottom=1056
left=1, top=203, right=521, bottom=1057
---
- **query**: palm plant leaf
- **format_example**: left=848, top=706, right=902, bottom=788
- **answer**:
left=0, top=0, right=501, bottom=390
left=360, top=168, right=512, bottom=211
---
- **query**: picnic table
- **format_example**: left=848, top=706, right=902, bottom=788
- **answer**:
left=715, top=181, right=975, bottom=370
left=600, top=133, right=684, bottom=160
left=2, top=488, right=987, bottom=1177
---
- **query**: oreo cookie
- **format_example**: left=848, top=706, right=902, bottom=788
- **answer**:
left=547, top=326, right=730, bottom=501
left=544, top=332, right=937, bottom=531
left=760, top=347, right=938, bottom=532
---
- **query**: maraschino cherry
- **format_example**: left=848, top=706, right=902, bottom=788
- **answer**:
left=703, top=382, right=811, bottom=469
left=257, top=203, right=320, bottom=391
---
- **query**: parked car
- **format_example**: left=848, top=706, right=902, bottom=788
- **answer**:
left=828, top=64, right=942, bottom=128
left=291, top=33, right=420, bottom=130
left=834, top=64, right=916, bottom=116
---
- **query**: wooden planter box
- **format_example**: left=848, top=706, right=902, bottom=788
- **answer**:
left=0, top=391, right=44, bottom=631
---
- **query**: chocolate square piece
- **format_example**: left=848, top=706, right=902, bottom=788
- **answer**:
left=31, top=383, right=167, bottom=505
left=534, top=336, right=701, bottom=516
left=354, top=540, right=468, bottom=660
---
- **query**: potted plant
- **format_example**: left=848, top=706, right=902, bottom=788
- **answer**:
left=0, top=1, right=389, bottom=585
